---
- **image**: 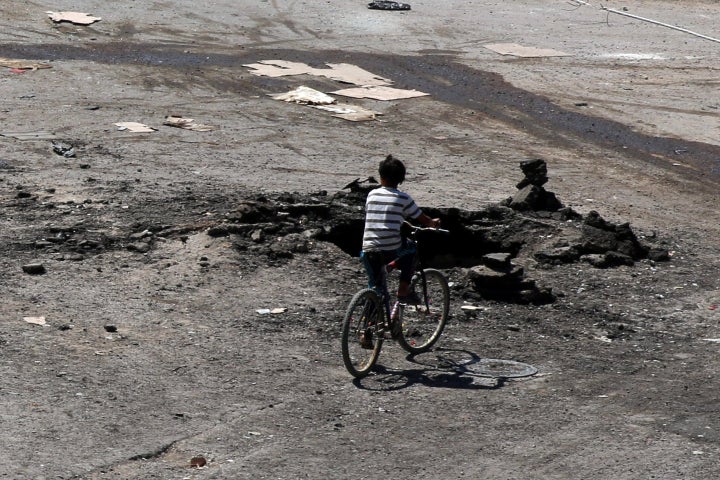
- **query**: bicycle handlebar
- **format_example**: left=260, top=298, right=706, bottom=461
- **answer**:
left=402, top=221, right=450, bottom=235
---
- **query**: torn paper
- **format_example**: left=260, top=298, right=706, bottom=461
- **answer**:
left=115, top=122, right=157, bottom=133
left=331, top=85, right=428, bottom=100
left=163, top=116, right=215, bottom=132
left=47, top=11, right=101, bottom=25
left=271, top=86, right=336, bottom=105
left=24, top=316, right=47, bottom=326
left=314, top=104, right=381, bottom=122
left=484, top=43, right=571, bottom=58
left=244, top=60, right=392, bottom=86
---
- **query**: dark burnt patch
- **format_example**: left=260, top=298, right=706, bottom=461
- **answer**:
left=2, top=43, right=718, bottom=178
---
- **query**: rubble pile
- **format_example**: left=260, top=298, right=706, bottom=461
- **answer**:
left=194, top=158, right=669, bottom=304
left=16, top=157, right=669, bottom=305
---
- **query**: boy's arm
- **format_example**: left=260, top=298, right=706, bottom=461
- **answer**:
left=416, top=213, right=441, bottom=229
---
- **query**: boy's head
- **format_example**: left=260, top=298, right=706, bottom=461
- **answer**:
left=378, top=154, right=406, bottom=187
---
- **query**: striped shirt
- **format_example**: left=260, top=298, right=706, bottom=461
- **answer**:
left=362, top=186, right=422, bottom=252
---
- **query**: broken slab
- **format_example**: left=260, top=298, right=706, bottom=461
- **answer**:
left=331, top=85, right=429, bottom=100
left=484, top=43, right=571, bottom=58
left=46, top=11, right=101, bottom=25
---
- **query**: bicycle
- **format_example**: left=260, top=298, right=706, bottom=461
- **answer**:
left=341, top=224, right=450, bottom=378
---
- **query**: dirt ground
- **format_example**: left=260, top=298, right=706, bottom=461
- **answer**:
left=2, top=0, right=720, bottom=478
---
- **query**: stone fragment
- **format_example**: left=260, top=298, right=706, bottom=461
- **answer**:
left=22, top=263, right=46, bottom=275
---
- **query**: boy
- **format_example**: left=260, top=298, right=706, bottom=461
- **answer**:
left=361, top=155, right=440, bottom=303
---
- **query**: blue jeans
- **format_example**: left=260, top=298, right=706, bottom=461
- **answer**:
left=360, top=239, right=417, bottom=291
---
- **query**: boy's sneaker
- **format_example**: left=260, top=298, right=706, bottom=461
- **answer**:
left=359, top=328, right=374, bottom=349
left=398, top=291, right=423, bottom=305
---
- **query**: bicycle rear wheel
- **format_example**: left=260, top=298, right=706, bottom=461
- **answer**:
left=341, top=289, right=384, bottom=378
left=396, top=268, right=449, bottom=354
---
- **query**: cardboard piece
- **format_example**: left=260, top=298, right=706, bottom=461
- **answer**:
left=47, top=11, right=101, bottom=25
left=115, top=122, right=157, bottom=133
left=163, top=116, right=214, bottom=132
left=484, top=43, right=571, bottom=58
left=244, top=60, right=392, bottom=86
left=331, top=85, right=429, bottom=100
left=0, top=57, right=52, bottom=70
left=271, top=86, right=336, bottom=105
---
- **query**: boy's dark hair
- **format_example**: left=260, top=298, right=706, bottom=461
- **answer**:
left=378, top=154, right=406, bottom=186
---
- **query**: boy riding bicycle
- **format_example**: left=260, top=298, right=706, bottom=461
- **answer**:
left=361, top=155, right=441, bottom=304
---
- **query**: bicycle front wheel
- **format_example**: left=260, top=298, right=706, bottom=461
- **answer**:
left=341, top=289, right=384, bottom=378
left=397, top=269, right=449, bottom=354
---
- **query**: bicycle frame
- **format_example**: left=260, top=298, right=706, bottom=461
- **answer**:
left=374, top=224, right=443, bottom=329
left=342, top=223, right=451, bottom=378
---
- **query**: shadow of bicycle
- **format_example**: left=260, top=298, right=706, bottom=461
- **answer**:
left=353, top=347, right=538, bottom=392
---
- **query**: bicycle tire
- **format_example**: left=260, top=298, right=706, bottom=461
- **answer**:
left=341, top=289, right=384, bottom=378
left=396, top=268, right=449, bottom=354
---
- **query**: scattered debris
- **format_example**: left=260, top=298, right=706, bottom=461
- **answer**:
left=115, top=122, right=157, bottom=133
left=163, top=116, right=215, bottom=132
left=256, top=308, right=288, bottom=315
left=332, top=85, right=429, bottom=100
left=572, top=1, right=720, bottom=45
left=190, top=456, right=207, bottom=468
left=484, top=43, right=571, bottom=58
left=46, top=11, right=101, bottom=25
left=24, top=316, right=47, bottom=326
left=0, top=57, right=52, bottom=71
left=271, top=86, right=336, bottom=105
left=460, top=305, right=485, bottom=311
left=368, top=1, right=411, bottom=10
left=342, top=177, right=378, bottom=194
left=104, top=325, right=118, bottom=333
left=244, top=60, right=392, bottom=86
left=52, top=141, right=76, bottom=158
left=22, top=263, right=46, bottom=275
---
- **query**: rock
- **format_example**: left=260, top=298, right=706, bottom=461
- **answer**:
left=127, top=242, right=151, bottom=253
left=22, top=263, right=46, bottom=275
left=534, top=246, right=581, bottom=265
left=516, top=159, right=549, bottom=189
left=207, top=225, right=229, bottom=237
left=581, top=211, right=647, bottom=259
left=129, top=230, right=153, bottom=240
left=509, top=184, right=541, bottom=211
left=647, top=248, right=670, bottom=262
left=482, top=252, right=513, bottom=270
